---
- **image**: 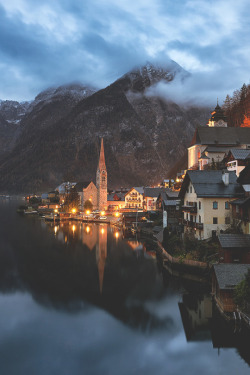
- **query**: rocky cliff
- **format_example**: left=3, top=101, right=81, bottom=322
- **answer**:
left=0, top=62, right=210, bottom=193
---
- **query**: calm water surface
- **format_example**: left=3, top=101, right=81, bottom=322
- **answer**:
left=0, top=200, right=250, bottom=375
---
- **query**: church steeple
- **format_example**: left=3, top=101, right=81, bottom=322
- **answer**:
left=96, top=138, right=107, bottom=210
left=98, top=138, right=106, bottom=171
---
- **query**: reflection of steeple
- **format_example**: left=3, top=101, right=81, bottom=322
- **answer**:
left=96, top=225, right=107, bottom=293
left=82, top=224, right=98, bottom=251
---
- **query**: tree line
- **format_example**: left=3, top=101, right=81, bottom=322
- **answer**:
left=223, top=83, right=250, bottom=127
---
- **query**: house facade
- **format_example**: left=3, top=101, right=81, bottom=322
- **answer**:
left=125, top=187, right=144, bottom=210
left=179, top=170, right=244, bottom=240
left=218, top=234, right=250, bottom=263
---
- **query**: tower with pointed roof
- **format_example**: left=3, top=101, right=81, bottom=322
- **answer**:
left=96, top=138, right=107, bottom=210
left=208, top=101, right=227, bottom=127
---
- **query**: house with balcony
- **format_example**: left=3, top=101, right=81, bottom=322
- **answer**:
left=179, top=170, right=244, bottom=240
left=229, top=164, right=250, bottom=234
left=225, top=149, right=250, bottom=176
left=125, top=187, right=144, bottom=211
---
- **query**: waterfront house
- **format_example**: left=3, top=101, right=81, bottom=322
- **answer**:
left=218, top=234, right=250, bottom=263
left=157, top=190, right=180, bottom=229
left=179, top=170, right=244, bottom=240
left=212, top=264, right=250, bottom=313
left=107, top=192, right=126, bottom=211
left=125, top=187, right=144, bottom=210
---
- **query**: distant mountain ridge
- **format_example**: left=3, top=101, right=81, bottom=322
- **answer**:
left=0, top=61, right=210, bottom=193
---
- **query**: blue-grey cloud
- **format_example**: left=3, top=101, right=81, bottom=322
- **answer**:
left=0, top=0, right=249, bottom=102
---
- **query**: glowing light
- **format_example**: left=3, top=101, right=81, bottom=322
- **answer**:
left=72, top=208, right=76, bottom=214
left=56, top=205, right=58, bottom=209
left=54, top=209, right=58, bottom=213
left=101, top=228, right=105, bottom=235
left=86, top=226, right=90, bottom=233
left=54, top=226, right=58, bottom=234
left=72, top=225, right=76, bottom=233
left=115, top=232, right=119, bottom=239
left=86, top=210, right=90, bottom=215
left=101, top=211, right=105, bottom=216
left=115, top=212, right=120, bottom=217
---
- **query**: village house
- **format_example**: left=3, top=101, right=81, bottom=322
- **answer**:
left=125, top=187, right=144, bottom=211
left=224, top=149, right=250, bottom=176
left=212, top=264, right=250, bottom=314
left=230, top=164, right=250, bottom=234
left=143, top=187, right=165, bottom=211
left=157, top=189, right=180, bottom=229
left=107, top=192, right=126, bottom=211
left=218, top=234, right=250, bottom=263
left=179, top=170, right=244, bottom=240
left=188, top=104, right=250, bottom=170
left=75, top=181, right=98, bottom=211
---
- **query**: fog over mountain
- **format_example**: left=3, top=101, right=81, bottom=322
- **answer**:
left=0, top=61, right=211, bottom=193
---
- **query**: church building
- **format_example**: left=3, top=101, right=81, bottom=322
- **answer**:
left=76, top=138, right=107, bottom=211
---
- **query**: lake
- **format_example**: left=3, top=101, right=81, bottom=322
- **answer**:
left=0, top=200, right=250, bottom=375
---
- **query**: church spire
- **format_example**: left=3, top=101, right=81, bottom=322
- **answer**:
left=98, top=138, right=106, bottom=170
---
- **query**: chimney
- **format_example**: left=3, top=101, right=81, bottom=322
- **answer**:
left=222, top=170, right=229, bottom=186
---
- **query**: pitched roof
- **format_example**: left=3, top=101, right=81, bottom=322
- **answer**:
left=144, top=187, right=164, bottom=198
left=75, top=181, right=94, bottom=191
left=133, top=187, right=144, bottom=195
left=190, top=127, right=250, bottom=147
left=213, top=264, right=250, bottom=289
left=218, top=234, right=250, bottom=248
left=238, top=164, right=250, bottom=185
left=229, top=149, right=250, bottom=160
left=179, top=170, right=244, bottom=198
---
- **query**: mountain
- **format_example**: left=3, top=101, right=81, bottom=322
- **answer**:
left=0, top=62, right=210, bottom=193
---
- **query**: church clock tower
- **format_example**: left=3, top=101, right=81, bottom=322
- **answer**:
left=96, top=138, right=107, bottom=210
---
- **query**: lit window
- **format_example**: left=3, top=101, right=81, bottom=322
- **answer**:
left=213, top=201, right=218, bottom=209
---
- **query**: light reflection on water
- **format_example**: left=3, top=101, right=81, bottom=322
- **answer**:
left=0, top=201, right=250, bottom=375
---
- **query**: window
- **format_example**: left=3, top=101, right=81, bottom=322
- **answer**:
left=199, top=215, right=201, bottom=223
left=225, top=201, right=230, bottom=210
left=190, top=186, right=192, bottom=193
left=199, top=201, right=201, bottom=210
left=186, top=213, right=188, bottom=220
left=213, top=201, right=218, bottom=209
left=213, top=217, right=218, bottom=224
left=225, top=216, right=230, bottom=224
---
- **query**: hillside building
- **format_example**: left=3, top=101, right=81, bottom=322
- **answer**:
left=188, top=104, right=250, bottom=170
left=179, top=170, right=244, bottom=240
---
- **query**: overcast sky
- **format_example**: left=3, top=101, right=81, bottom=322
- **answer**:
left=0, top=0, right=249, bottom=104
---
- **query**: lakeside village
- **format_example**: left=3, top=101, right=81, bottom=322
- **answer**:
left=18, top=103, right=250, bottom=332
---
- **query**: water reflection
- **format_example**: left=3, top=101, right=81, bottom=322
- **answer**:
left=1, top=202, right=250, bottom=374
left=179, top=290, right=250, bottom=366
